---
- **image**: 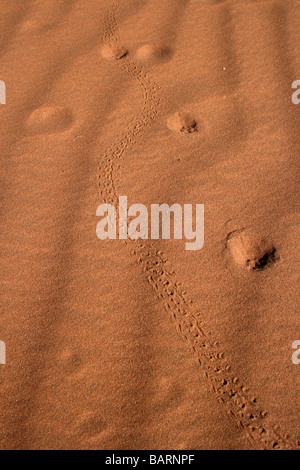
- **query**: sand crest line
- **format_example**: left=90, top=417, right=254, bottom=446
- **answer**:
left=99, top=1, right=297, bottom=450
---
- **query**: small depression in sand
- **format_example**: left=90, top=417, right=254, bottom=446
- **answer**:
left=135, top=44, right=171, bottom=64
left=18, top=18, right=53, bottom=35
left=19, top=20, right=43, bottom=34
left=152, top=377, right=184, bottom=412
left=76, top=412, right=107, bottom=437
left=26, top=106, right=73, bottom=135
left=192, top=0, right=224, bottom=4
left=167, top=112, right=197, bottom=134
left=227, top=229, right=278, bottom=271
left=101, top=42, right=128, bottom=60
left=59, top=348, right=83, bottom=375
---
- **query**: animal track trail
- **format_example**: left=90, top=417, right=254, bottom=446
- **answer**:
left=99, top=1, right=297, bottom=450
left=131, top=242, right=296, bottom=450
left=99, top=3, right=160, bottom=205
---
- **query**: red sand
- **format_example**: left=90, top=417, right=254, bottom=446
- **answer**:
left=0, top=0, right=299, bottom=450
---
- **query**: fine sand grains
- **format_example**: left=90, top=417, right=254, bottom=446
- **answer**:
left=0, top=0, right=299, bottom=452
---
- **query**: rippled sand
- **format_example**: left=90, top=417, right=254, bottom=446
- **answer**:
left=0, top=0, right=299, bottom=450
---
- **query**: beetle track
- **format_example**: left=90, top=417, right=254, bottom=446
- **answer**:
left=98, top=0, right=297, bottom=450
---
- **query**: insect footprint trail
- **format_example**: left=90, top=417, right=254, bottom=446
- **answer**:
left=99, top=1, right=297, bottom=450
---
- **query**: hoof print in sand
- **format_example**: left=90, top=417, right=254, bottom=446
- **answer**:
left=227, top=229, right=278, bottom=271
left=101, top=42, right=128, bottom=60
left=26, top=106, right=73, bottom=135
left=135, top=44, right=170, bottom=63
left=167, top=112, right=197, bottom=134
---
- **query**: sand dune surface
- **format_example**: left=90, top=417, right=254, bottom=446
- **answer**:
left=0, top=0, right=299, bottom=450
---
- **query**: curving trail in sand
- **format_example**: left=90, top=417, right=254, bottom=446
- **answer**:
left=99, top=1, right=299, bottom=451
left=0, top=0, right=298, bottom=450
